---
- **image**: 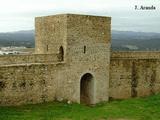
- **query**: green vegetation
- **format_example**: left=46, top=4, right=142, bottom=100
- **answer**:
left=0, top=94, right=160, bottom=120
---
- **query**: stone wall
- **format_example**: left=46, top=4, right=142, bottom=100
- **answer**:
left=0, top=14, right=111, bottom=106
left=66, top=14, right=111, bottom=46
left=0, top=63, right=66, bottom=105
left=1, top=51, right=160, bottom=105
left=111, top=51, right=160, bottom=59
left=0, top=53, right=62, bottom=106
left=0, top=54, right=59, bottom=65
left=110, top=52, right=160, bottom=99
left=65, top=14, right=111, bottom=104
left=35, top=14, right=67, bottom=54
left=2, top=14, right=160, bottom=106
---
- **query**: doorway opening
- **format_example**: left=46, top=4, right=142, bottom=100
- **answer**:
left=80, top=73, right=94, bottom=105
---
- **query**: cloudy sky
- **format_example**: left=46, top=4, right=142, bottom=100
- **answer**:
left=0, top=0, right=160, bottom=33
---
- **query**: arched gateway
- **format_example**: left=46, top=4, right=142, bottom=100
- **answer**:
left=80, top=73, right=94, bottom=105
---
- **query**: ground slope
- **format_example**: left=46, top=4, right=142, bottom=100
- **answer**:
left=0, top=94, right=160, bottom=120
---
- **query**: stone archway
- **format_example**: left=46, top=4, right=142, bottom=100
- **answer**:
left=80, top=73, right=94, bottom=105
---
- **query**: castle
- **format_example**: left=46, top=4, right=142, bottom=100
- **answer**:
left=0, top=14, right=160, bottom=105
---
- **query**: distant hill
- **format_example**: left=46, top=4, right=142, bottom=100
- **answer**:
left=112, top=30, right=160, bottom=51
left=0, top=30, right=34, bottom=48
left=0, top=30, right=160, bottom=51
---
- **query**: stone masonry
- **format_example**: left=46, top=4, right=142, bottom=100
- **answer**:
left=0, top=14, right=160, bottom=106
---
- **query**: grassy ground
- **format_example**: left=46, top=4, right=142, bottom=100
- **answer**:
left=0, top=94, right=160, bottom=120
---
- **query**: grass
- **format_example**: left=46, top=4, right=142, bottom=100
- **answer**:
left=0, top=94, right=160, bottom=120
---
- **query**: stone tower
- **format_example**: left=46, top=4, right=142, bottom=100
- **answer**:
left=35, top=14, right=111, bottom=104
left=1, top=14, right=160, bottom=106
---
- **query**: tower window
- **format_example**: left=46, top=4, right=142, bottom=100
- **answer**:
left=59, top=46, right=64, bottom=61
left=47, top=45, right=49, bottom=52
left=84, top=46, right=86, bottom=54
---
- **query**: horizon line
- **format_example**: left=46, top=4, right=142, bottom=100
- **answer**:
left=0, top=29, right=160, bottom=34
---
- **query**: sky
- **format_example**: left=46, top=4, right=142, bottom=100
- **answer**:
left=0, top=0, right=160, bottom=33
